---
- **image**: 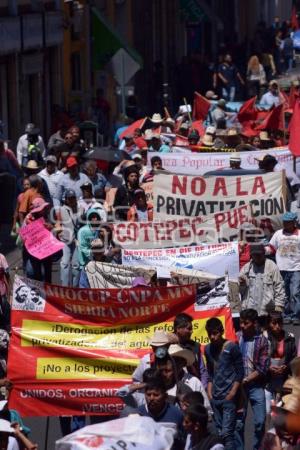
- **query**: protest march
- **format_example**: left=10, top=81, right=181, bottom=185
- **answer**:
left=3, top=7, right=300, bottom=450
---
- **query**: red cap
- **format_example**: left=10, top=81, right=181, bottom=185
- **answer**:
left=66, top=156, right=78, bottom=168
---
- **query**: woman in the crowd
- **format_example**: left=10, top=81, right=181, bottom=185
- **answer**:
left=246, top=55, right=266, bottom=97
left=113, top=165, right=142, bottom=221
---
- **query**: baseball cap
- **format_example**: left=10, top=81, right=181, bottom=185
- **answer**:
left=66, top=156, right=78, bottom=168
left=282, top=212, right=298, bottom=222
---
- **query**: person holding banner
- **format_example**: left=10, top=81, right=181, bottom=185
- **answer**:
left=113, top=165, right=142, bottom=221
left=142, top=156, right=164, bottom=183
left=54, top=189, right=81, bottom=287
left=132, top=330, right=177, bottom=383
left=137, top=377, right=184, bottom=429
left=77, top=209, right=105, bottom=269
left=127, top=189, right=153, bottom=222
left=21, top=198, right=54, bottom=283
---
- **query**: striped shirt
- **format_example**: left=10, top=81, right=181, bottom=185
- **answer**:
left=237, top=332, right=270, bottom=380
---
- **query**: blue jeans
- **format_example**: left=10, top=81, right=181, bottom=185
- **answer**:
left=235, top=386, right=266, bottom=450
left=222, top=86, right=236, bottom=102
left=281, top=271, right=300, bottom=319
left=211, top=398, right=236, bottom=450
left=60, top=242, right=80, bottom=287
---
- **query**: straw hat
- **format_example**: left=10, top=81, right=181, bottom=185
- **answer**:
left=202, top=134, right=214, bottom=146
left=168, top=344, right=195, bottom=366
left=144, top=129, right=153, bottom=141
left=206, top=126, right=216, bottom=135
left=151, top=113, right=163, bottom=124
left=25, top=160, right=40, bottom=170
left=148, top=330, right=170, bottom=347
left=229, top=152, right=241, bottom=162
left=259, top=131, right=271, bottom=141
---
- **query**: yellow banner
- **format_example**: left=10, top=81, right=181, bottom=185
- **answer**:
left=21, top=317, right=225, bottom=350
left=36, top=357, right=138, bottom=380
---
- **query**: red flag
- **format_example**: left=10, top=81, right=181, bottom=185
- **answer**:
left=255, top=104, right=284, bottom=131
left=191, top=120, right=205, bottom=137
left=291, top=5, right=299, bottom=30
left=289, top=101, right=300, bottom=156
left=120, top=118, right=147, bottom=139
left=237, top=97, right=257, bottom=125
left=280, top=90, right=289, bottom=109
left=193, top=92, right=210, bottom=121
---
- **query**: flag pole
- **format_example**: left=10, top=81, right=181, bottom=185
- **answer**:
left=293, top=156, right=297, bottom=173
left=183, top=97, right=192, bottom=123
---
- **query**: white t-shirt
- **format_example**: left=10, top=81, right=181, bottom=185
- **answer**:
left=8, top=436, right=20, bottom=450
left=260, top=92, right=281, bottom=107
left=269, top=229, right=300, bottom=271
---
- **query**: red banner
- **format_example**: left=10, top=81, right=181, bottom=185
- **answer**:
left=8, top=276, right=235, bottom=417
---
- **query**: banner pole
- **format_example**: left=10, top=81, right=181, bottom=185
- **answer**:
left=44, top=416, right=50, bottom=450
left=183, top=97, right=192, bottom=123
left=293, top=156, right=297, bottom=173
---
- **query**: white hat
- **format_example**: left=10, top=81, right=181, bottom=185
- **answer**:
left=151, top=113, right=163, bottom=123
left=229, top=152, right=241, bottom=162
left=165, top=118, right=175, bottom=124
left=180, top=122, right=189, bottom=130
left=259, top=131, right=271, bottom=141
left=202, top=134, right=214, bottom=146
left=227, top=128, right=238, bottom=136
left=144, top=129, right=153, bottom=141
left=149, top=330, right=170, bottom=346
left=0, top=419, right=15, bottom=434
left=132, top=153, right=142, bottom=160
left=151, top=133, right=161, bottom=140
left=206, top=126, right=216, bottom=135
left=168, top=344, right=195, bottom=366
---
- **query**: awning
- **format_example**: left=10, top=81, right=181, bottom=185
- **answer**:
left=91, top=7, right=143, bottom=71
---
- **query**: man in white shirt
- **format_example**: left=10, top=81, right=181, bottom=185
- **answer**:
left=16, top=123, right=46, bottom=165
left=269, top=211, right=300, bottom=324
left=38, top=155, right=63, bottom=198
left=260, top=80, right=281, bottom=107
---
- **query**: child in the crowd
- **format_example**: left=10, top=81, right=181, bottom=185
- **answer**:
left=183, top=404, right=224, bottom=450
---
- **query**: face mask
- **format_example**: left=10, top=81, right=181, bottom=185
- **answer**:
left=155, top=346, right=168, bottom=359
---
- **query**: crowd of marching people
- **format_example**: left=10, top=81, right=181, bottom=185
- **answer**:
left=1, top=15, right=300, bottom=450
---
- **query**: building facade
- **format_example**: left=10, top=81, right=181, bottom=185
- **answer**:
left=0, top=0, right=63, bottom=145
